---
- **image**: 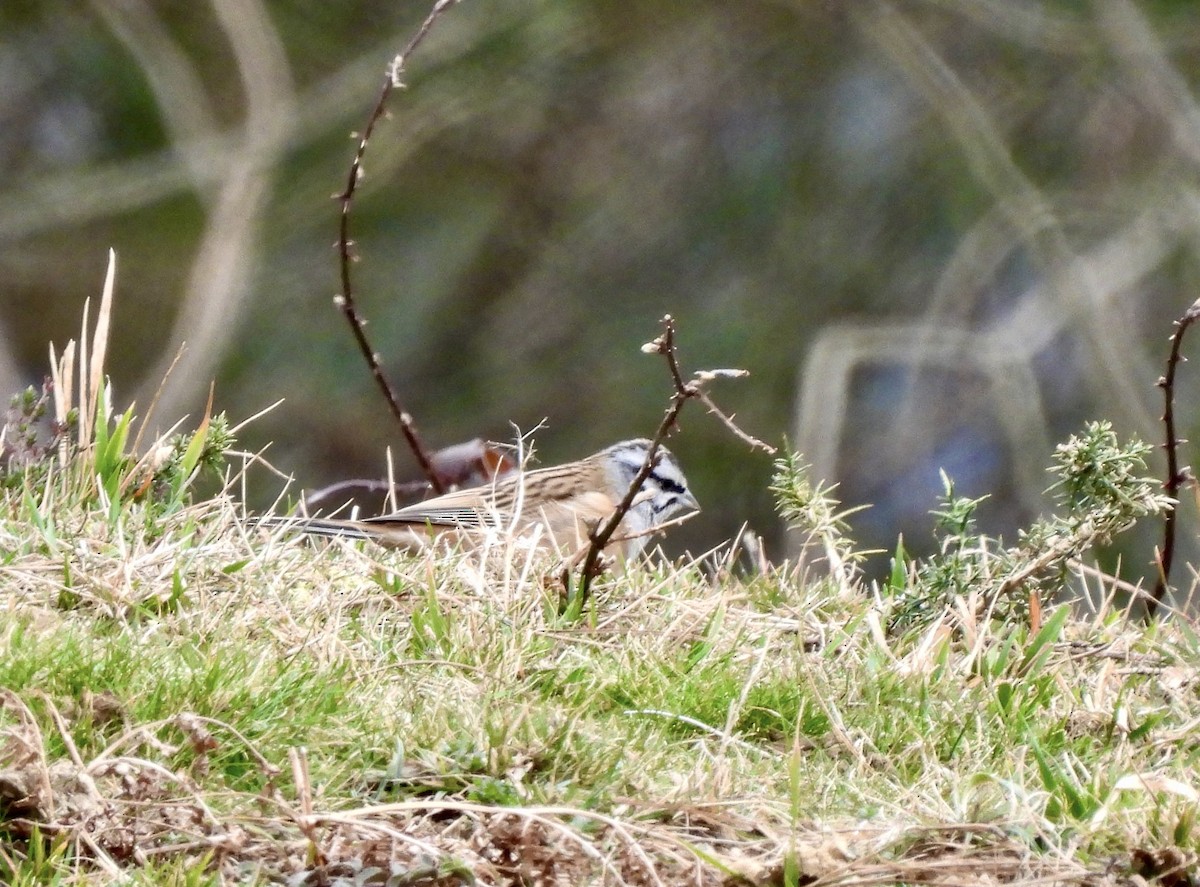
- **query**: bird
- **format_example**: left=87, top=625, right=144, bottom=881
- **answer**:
left=264, top=439, right=698, bottom=562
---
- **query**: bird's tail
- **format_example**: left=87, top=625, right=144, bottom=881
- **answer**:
left=253, top=515, right=373, bottom=541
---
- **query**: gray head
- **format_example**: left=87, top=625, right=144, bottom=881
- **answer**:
left=600, top=438, right=699, bottom=528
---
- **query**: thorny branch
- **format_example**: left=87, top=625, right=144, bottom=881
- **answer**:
left=571, top=315, right=775, bottom=604
left=1148, top=297, right=1200, bottom=619
left=335, top=0, right=460, bottom=495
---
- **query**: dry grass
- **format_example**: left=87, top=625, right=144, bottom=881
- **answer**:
left=2, top=272, right=1197, bottom=885
left=2, top=468, right=1198, bottom=885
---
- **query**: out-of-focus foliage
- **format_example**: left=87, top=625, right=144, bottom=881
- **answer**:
left=2, top=1, right=1199, bottom=583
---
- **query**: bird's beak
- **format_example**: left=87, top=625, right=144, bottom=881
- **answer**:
left=681, top=490, right=700, bottom=512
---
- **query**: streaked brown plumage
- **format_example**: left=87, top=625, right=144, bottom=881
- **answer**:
left=265, top=439, right=698, bottom=561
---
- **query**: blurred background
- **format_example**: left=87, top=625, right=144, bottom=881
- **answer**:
left=3, top=0, right=1200, bottom=586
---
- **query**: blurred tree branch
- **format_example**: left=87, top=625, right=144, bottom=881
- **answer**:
left=336, top=0, right=461, bottom=495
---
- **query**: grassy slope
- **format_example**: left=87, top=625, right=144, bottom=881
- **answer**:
left=2, top=459, right=1199, bottom=886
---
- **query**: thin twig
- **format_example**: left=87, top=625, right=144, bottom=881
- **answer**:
left=573, top=317, right=693, bottom=599
left=695, top=387, right=776, bottom=455
left=335, top=0, right=460, bottom=495
left=572, top=315, right=769, bottom=604
left=1148, top=297, right=1200, bottom=619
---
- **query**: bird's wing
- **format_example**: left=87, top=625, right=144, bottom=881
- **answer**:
left=363, top=485, right=508, bottom=529
left=363, top=506, right=499, bottom=529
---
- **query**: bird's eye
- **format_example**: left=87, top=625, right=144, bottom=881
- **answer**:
left=649, top=470, right=686, bottom=496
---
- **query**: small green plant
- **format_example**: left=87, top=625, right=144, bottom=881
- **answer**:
left=771, top=447, right=866, bottom=592
left=0, top=381, right=75, bottom=487
left=898, top=472, right=993, bottom=622
left=92, top=399, right=136, bottom=518
left=1, top=252, right=235, bottom=540
left=890, top=421, right=1171, bottom=629
left=0, top=829, right=74, bottom=887
left=86, top=392, right=235, bottom=521
left=144, top=411, right=236, bottom=513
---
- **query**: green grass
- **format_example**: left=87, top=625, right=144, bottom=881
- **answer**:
left=2, top=283, right=1197, bottom=883
left=3, top=452, right=1198, bottom=885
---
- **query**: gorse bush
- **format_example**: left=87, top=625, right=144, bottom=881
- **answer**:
left=772, top=421, right=1172, bottom=629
